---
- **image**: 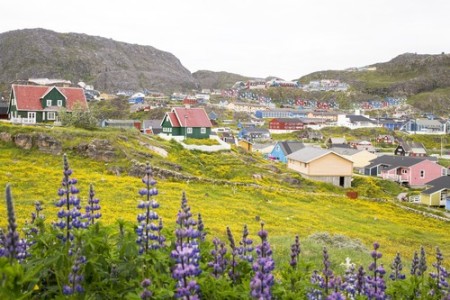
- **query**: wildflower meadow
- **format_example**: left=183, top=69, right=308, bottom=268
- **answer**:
left=1, top=155, right=450, bottom=299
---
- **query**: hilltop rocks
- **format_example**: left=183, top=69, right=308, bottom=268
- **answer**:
left=35, top=133, right=62, bottom=154
left=76, top=139, right=116, bottom=162
left=14, top=134, right=33, bottom=150
left=0, top=132, right=12, bottom=143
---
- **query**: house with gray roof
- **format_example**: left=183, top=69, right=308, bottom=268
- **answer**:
left=269, top=141, right=305, bottom=163
left=287, top=147, right=353, bottom=187
left=394, top=138, right=427, bottom=157
left=400, top=118, right=446, bottom=134
left=420, top=176, right=450, bottom=206
left=363, top=155, right=443, bottom=187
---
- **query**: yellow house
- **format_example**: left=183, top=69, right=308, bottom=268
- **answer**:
left=238, top=139, right=253, bottom=152
left=330, top=147, right=378, bottom=172
left=287, top=147, right=354, bottom=187
left=420, top=176, right=450, bottom=206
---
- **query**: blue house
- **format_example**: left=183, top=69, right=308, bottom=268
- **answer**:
left=269, top=141, right=305, bottom=163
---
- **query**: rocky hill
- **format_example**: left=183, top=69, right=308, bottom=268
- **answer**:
left=192, top=70, right=249, bottom=90
left=0, top=28, right=199, bottom=93
left=299, top=53, right=450, bottom=97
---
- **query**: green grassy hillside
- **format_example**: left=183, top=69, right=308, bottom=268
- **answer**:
left=1, top=123, right=449, bottom=269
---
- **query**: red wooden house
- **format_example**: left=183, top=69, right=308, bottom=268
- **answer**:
left=269, top=118, right=304, bottom=132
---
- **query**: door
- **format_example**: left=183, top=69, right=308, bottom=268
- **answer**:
left=27, top=112, right=36, bottom=123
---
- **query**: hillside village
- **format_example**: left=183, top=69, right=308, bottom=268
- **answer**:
left=2, top=76, right=450, bottom=212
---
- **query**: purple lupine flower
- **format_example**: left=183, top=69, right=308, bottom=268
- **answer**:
left=208, top=237, right=228, bottom=278
left=326, top=291, right=345, bottom=300
left=342, top=263, right=357, bottom=299
left=355, top=265, right=366, bottom=296
left=171, top=192, right=201, bottom=299
left=389, top=252, right=406, bottom=280
left=226, top=226, right=239, bottom=284
left=84, top=184, right=101, bottom=225
left=238, top=224, right=254, bottom=263
left=410, top=251, right=420, bottom=276
left=308, top=247, right=339, bottom=298
left=364, top=242, right=387, bottom=300
left=250, top=222, right=275, bottom=300
left=197, top=213, right=206, bottom=242
left=55, top=155, right=88, bottom=244
left=430, top=247, right=449, bottom=294
left=136, top=163, right=164, bottom=254
left=63, top=247, right=86, bottom=295
left=419, top=246, right=427, bottom=276
left=1, top=184, right=29, bottom=263
left=140, top=278, right=153, bottom=300
left=289, top=234, right=301, bottom=268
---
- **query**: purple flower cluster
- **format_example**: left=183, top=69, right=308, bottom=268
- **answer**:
left=84, top=184, right=101, bottom=225
left=290, top=234, right=301, bottom=268
left=365, top=242, right=386, bottom=299
left=140, top=278, right=153, bottom=300
left=308, top=247, right=344, bottom=299
left=0, top=184, right=29, bottom=263
left=250, top=222, right=275, bottom=300
left=208, top=237, right=228, bottom=278
left=197, top=213, right=206, bottom=242
left=389, top=252, right=405, bottom=280
left=136, top=163, right=165, bottom=254
left=238, top=224, right=254, bottom=263
left=226, top=226, right=239, bottom=283
left=171, top=192, right=201, bottom=299
left=63, top=247, right=86, bottom=295
left=54, top=155, right=88, bottom=244
left=430, top=247, right=449, bottom=294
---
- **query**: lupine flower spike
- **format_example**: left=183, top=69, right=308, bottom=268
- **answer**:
left=239, top=224, right=254, bottom=263
left=226, top=226, right=239, bottom=284
left=85, top=184, right=101, bottom=225
left=1, top=184, right=29, bottom=263
left=389, top=252, right=406, bottom=280
left=289, top=234, right=301, bottom=268
left=140, top=278, right=153, bottom=300
left=250, top=222, right=275, bottom=300
left=171, top=192, right=201, bottom=299
left=430, top=246, right=449, bottom=294
left=63, top=247, right=86, bottom=295
left=54, top=154, right=87, bottom=245
left=136, top=162, right=164, bottom=254
left=365, top=242, right=386, bottom=299
left=208, top=237, right=228, bottom=278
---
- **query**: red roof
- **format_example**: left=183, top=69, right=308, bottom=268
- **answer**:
left=172, top=107, right=212, bottom=127
left=167, top=112, right=181, bottom=127
left=12, top=84, right=88, bottom=111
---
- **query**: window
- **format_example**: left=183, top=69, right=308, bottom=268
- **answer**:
left=187, top=127, right=193, bottom=134
left=442, top=168, right=447, bottom=176
left=402, top=169, right=408, bottom=174
left=46, top=100, right=52, bottom=107
left=57, top=100, right=63, bottom=107
left=420, top=170, right=425, bottom=178
left=200, top=127, right=206, bottom=134
left=47, top=112, right=56, bottom=120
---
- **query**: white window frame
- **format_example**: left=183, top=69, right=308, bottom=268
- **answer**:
left=200, top=127, right=206, bottom=134
left=57, top=100, right=63, bottom=107
left=28, top=112, right=36, bottom=121
left=187, top=127, right=193, bottom=134
left=47, top=112, right=56, bottom=120
left=46, top=100, right=52, bottom=107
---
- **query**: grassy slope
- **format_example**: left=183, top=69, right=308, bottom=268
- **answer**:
left=1, top=124, right=450, bottom=269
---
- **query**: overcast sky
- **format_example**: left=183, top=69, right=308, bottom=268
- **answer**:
left=1, top=0, right=449, bottom=80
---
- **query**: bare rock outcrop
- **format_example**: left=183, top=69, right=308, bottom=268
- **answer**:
left=14, top=134, right=33, bottom=150
left=35, top=133, right=62, bottom=155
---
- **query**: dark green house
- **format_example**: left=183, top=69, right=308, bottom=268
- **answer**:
left=161, top=107, right=212, bottom=139
left=8, top=84, right=88, bottom=123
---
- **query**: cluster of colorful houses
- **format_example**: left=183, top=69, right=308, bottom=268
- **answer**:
left=3, top=83, right=450, bottom=209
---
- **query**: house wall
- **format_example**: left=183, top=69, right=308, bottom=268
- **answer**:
left=41, top=88, right=66, bottom=108
left=270, top=143, right=287, bottom=163
left=410, top=160, right=444, bottom=187
left=344, top=151, right=377, bottom=169
left=302, top=174, right=352, bottom=188
left=308, top=154, right=353, bottom=176
left=420, top=192, right=441, bottom=206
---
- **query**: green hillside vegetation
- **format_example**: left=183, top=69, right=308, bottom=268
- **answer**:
left=0, top=123, right=449, bottom=270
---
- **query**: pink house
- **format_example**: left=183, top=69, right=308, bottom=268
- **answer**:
left=364, top=155, right=446, bottom=187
